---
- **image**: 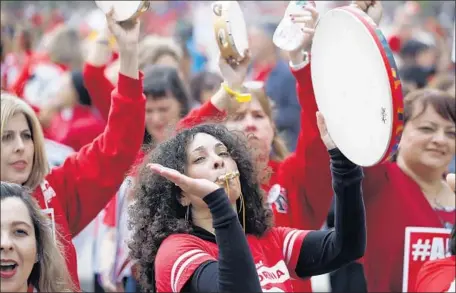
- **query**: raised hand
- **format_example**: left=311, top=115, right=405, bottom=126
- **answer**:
left=316, top=112, right=336, bottom=151
left=288, top=3, right=319, bottom=65
left=219, top=49, right=251, bottom=91
left=105, top=9, right=140, bottom=53
left=148, top=163, right=221, bottom=199
left=210, top=49, right=251, bottom=112
left=289, top=4, right=319, bottom=54
left=350, top=1, right=383, bottom=26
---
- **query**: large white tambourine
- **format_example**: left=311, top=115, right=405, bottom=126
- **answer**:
left=94, top=1, right=149, bottom=22
left=273, top=1, right=314, bottom=52
left=212, top=1, right=249, bottom=64
left=311, top=6, right=404, bottom=167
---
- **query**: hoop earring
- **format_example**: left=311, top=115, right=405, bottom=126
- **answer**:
left=185, top=205, right=190, bottom=222
left=238, top=193, right=244, bottom=214
left=238, top=193, right=246, bottom=232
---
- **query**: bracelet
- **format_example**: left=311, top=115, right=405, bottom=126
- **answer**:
left=222, top=82, right=252, bottom=103
left=289, top=51, right=310, bottom=70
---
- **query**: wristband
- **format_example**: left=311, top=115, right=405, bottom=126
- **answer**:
left=222, top=82, right=252, bottom=103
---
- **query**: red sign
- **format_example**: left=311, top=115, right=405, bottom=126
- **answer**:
left=402, top=227, right=452, bottom=292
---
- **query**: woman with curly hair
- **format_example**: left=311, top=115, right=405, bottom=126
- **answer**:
left=129, top=122, right=366, bottom=293
left=1, top=182, right=78, bottom=292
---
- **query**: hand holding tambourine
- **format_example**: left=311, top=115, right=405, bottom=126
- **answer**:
left=212, top=1, right=249, bottom=66
left=316, top=112, right=336, bottom=151
left=350, top=1, right=383, bottom=26
left=105, top=9, right=140, bottom=53
left=95, top=1, right=147, bottom=51
left=218, top=49, right=251, bottom=91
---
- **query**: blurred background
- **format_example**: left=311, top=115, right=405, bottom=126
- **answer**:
left=2, top=1, right=455, bottom=74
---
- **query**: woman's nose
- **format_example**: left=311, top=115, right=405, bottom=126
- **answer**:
left=213, top=156, right=225, bottom=169
left=0, top=233, right=13, bottom=251
left=14, top=137, right=25, bottom=153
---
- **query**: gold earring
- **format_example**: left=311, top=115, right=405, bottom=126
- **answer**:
left=239, top=193, right=246, bottom=233
left=185, top=205, right=190, bottom=222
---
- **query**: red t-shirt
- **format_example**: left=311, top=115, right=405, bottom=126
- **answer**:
left=415, top=255, right=456, bottom=292
left=155, top=227, right=310, bottom=292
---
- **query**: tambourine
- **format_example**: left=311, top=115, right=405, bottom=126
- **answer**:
left=212, top=1, right=249, bottom=65
left=310, top=6, right=404, bottom=167
left=273, top=1, right=316, bottom=52
left=94, top=1, right=149, bottom=22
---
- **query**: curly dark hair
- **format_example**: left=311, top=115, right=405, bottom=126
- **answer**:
left=128, top=124, right=274, bottom=292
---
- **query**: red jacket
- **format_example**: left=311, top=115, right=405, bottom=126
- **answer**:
left=293, top=63, right=455, bottom=292
left=32, top=72, right=146, bottom=287
left=415, top=256, right=456, bottom=292
left=43, top=106, right=105, bottom=151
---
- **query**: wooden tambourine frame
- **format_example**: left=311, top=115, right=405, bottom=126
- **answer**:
left=212, top=1, right=249, bottom=65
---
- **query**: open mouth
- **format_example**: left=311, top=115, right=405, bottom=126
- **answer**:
left=0, top=263, right=18, bottom=272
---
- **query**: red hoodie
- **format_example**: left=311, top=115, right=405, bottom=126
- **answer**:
left=293, top=63, right=455, bottom=292
left=415, top=256, right=456, bottom=292
left=42, top=106, right=105, bottom=151
left=31, top=72, right=146, bottom=288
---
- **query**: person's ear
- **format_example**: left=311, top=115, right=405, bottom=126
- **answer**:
left=179, top=193, right=191, bottom=207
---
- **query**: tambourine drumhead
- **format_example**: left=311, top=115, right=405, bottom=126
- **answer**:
left=311, top=7, right=403, bottom=167
left=213, top=1, right=249, bottom=62
left=95, top=1, right=148, bottom=22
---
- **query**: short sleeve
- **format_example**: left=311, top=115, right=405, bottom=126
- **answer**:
left=272, top=227, right=311, bottom=279
left=155, top=234, right=217, bottom=293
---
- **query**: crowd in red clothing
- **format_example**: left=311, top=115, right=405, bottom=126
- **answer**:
left=1, top=1, right=455, bottom=293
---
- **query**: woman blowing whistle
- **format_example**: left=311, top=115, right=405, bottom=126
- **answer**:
left=128, top=118, right=366, bottom=292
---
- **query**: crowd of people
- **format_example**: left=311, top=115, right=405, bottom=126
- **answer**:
left=1, top=1, right=455, bottom=293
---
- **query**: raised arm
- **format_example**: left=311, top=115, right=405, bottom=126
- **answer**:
left=176, top=52, right=251, bottom=131
left=83, top=27, right=117, bottom=122
left=46, top=15, right=146, bottom=236
left=294, top=147, right=365, bottom=277
left=273, top=114, right=365, bottom=279
left=283, top=2, right=385, bottom=227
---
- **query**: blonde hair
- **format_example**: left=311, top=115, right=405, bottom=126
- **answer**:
left=1, top=182, right=77, bottom=292
left=138, top=35, right=182, bottom=70
left=1, top=92, right=49, bottom=189
left=45, top=25, right=83, bottom=70
left=243, top=85, right=290, bottom=162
